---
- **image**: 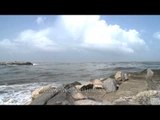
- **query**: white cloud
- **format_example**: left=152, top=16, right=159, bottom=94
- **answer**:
left=153, top=32, right=160, bottom=39
left=36, top=16, right=46, bottom=24
left=0, top=28, right=61, bottom=53
left=0, top=15, right=147, bottom=56
left=61, top=15, right=147, bottom=54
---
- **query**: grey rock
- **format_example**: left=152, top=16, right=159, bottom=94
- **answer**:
left=66, top=86, right=87, bottom=101
left=46, top=91, right=71, bottom=105
left=30, top=88, right=59, bottom=105
left=102, top=78, right=117, bottom=92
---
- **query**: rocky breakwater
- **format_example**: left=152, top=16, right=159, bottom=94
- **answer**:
left=0, top=61, right=33, bottom=65
left=30, top=68, right=160, bottom=105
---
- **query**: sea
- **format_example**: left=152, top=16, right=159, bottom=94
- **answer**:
left=0, top=62, right=160, bottom=105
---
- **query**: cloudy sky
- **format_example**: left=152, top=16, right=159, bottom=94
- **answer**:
left=0, top=15, right=160, bottom=62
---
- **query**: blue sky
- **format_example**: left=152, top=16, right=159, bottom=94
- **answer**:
left=0, top=15, right=160, bottom=62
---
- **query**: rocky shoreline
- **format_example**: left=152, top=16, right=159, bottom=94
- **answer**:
left=0, top=61, right=33, bottom=65
left=29, top=68, right=160, bottom=105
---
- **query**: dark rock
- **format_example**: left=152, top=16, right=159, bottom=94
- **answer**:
left=0, top=61, right=33, bottom=65
left=80, top=84, right=93, bottom=91
left=64, top=81, right=81, bottom=89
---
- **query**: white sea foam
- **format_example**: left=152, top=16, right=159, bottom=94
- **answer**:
left=0, top=82, right=61, bottom=105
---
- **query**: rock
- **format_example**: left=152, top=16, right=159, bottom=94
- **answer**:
left=30, top=88, right=58, bottom=105
left=132, top=90, right=158, bottom=105
left=123, top=73, right=128, bottom=81
left=80, top=84, right=93, bottom=91
left=150, top=97, right=160, bottom=105
left=0, top=61, right=33, bottom=65
left=66, top=86, right=87, bottom=101
left=74, top=99, right=103, bottom=105
left=115, top=71, right=123, bottom=81
left=75, top=85, right=84, bottom=90
left=32, top=85, right=52, bottom=100
left=92, top=79, right=103, bottom=89
left=46, top=91, right=71, bottom=105
left=146, top=68, right=154, bottom=80
left=102, top=78, right=117, bottom=92
left=64, top=81, right=81, bottom=89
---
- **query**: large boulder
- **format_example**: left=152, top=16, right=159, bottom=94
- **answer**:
left=102, top=78, right=117, bottom=92
left=30, top=88, right=58, bottom=105
left=66, top=86, right=87, bottom=101
left=31, top=85, right=52, bottom=100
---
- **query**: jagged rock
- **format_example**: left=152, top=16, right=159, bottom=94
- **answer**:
left=146, top=68, right=154, bottom=80
left=31, top=85, right=52, bottom=100
left=102, top=78, right=117, bottom=92
left=66, top=86, right=87, bottom=101
left=92, top=79, right=103, bottom=89
left=46, top=91, right=71, bottom=105
left=80, top=84, right=93, bottom=91
left=30, top=88, right=58, bottom=105
left=115, top=71, right=123, bottom=81
left=64, top=81, right=81, bottom=89
left=132, top=90, right=158, bottom=105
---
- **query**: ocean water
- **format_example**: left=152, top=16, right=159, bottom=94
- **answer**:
left=0, top=62, right=160, bottom=105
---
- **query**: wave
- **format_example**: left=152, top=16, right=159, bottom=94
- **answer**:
left=0, top=82, right=61, bottom=105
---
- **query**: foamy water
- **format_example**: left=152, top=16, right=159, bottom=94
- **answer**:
left=0, top=82, right=61, bottom=105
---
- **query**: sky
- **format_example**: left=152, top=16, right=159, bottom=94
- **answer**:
left=0, top=15, right=160, bottom=62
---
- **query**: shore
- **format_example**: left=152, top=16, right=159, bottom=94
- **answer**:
left=29, top=68, right=160, bottom=105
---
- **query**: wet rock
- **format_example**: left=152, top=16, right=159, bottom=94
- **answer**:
left=102, top=78, right=117, bottom=92
left=31, top=85, right=53, bottom=100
